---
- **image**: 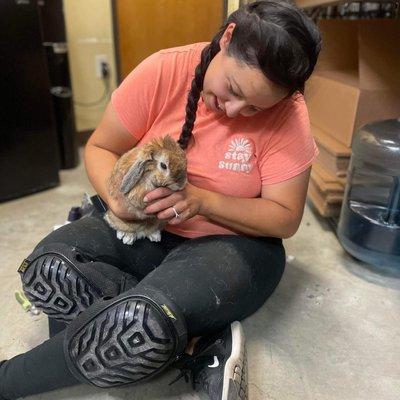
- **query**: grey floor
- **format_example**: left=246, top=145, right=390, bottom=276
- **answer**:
left=1, top=150, right=399, bottom=400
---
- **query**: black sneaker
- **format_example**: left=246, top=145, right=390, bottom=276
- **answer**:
left=170, top=321, right=248, bottom=400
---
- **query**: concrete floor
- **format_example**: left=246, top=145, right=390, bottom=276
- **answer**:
left=1, top=150, right=399, bottom=400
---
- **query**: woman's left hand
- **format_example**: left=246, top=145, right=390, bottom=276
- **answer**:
left=143, top=182, right=205, bottom=225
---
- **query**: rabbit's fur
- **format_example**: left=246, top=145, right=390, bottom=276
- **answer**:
left=104, top=135, right=187, bottom=244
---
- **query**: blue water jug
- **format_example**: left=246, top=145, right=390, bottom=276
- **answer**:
left=337, top=119, right=400, bottom=267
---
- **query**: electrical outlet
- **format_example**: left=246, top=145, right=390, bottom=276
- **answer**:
left=95, top=54, right=108, bottom=79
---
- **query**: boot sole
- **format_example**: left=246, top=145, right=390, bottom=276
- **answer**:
left=224, top=321, right=248, bottom=400
left=20, top=252, right=102, bottom=322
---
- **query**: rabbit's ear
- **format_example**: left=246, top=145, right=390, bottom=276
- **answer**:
left=120, top=159, right=149, bottom=194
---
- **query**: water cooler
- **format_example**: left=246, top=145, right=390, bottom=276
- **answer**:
left=337, top=119, right=400, bottom=267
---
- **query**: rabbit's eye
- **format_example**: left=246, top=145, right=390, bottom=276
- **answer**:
left=160, top=162, right=167, bottom=170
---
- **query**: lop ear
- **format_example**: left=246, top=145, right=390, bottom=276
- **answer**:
left=120, top=147, right=153, bottom=194
left=120, top=160, right=146, bottom=194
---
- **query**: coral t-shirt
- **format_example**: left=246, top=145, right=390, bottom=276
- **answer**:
left=111, top=42, right=318, bottom=238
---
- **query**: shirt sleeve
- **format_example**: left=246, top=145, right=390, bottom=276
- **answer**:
left=259, top=97, right=318, bottom=185
left=111, top=51, right=165, bottom=141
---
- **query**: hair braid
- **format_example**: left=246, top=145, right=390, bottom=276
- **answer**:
left=177, top=36, right=222, bottom=150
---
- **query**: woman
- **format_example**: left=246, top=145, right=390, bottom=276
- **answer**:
left=1, top=1, right=321, bottom=399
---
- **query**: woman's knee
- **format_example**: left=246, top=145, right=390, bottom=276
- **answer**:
left=63, top=285, right=187, bottom=388
left=18, top=242, right=137, bottom=322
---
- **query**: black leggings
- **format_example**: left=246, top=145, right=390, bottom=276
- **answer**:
left=0, top=214, right=285, bottom=399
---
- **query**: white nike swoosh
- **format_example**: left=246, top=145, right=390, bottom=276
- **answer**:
left=208, top=356, right=220, bottom=368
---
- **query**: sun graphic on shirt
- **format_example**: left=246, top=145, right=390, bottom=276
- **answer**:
left=228, top=138, right=252, bottom=154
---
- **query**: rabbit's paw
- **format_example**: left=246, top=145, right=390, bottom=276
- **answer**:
left=147, top=231, right=161, bottom=242
left=116, top=230, right=136, bottom=245
left=123, top=233, right=135, bottom=245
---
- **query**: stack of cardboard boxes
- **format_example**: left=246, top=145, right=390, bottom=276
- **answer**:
left=304, top=19, right=400, bottom=217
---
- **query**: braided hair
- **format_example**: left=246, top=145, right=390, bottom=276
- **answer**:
left=177, top=0, right=321, bottom=150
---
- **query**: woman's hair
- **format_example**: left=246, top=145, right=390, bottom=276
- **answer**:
left=177, top=0, right=322, bottom=150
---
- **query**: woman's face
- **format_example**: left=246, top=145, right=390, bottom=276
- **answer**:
left=202, top=23, right=290, bottom=118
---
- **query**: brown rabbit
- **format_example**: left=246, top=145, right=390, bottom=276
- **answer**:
left=104, top=135, right=187, bottom=244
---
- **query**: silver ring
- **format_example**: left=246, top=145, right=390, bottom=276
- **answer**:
left=171, top=206, right=180, bottom=218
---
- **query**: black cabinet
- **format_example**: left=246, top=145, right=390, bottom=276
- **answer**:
left=39, top=0, right=79, bottom=169
left=0, top=0, right=60, bottom=202
left=0, top=0, right=79, bottom=202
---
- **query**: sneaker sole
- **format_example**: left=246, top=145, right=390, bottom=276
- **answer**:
left=223, top=321, right=248, bottom=400
left=20, top=252, right=102, bottom=322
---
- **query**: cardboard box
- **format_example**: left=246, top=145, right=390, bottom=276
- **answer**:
left=309, top=176, right=343, bottom=203
left=312, top=124, right=350, bottom=178
left=305, top=19, right=400, bottom=147
left=308, top=178, right=342, bottom=218
left=311, top=163, right=345, bottom=195
left=312, top=159, right=347, bottom=188
left=309, top=155, right=345, bottom=219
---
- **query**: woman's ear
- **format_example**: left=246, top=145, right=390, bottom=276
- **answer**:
left=219, top=23, right=236, bottom=52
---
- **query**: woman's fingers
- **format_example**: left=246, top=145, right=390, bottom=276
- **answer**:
left=144, top=193, right=183, bottom=215
left=157, top=202, right=187, bottom=222
left=143, top=187, right=173, bottom=203
left=143, top=185, right=198, bottom=223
